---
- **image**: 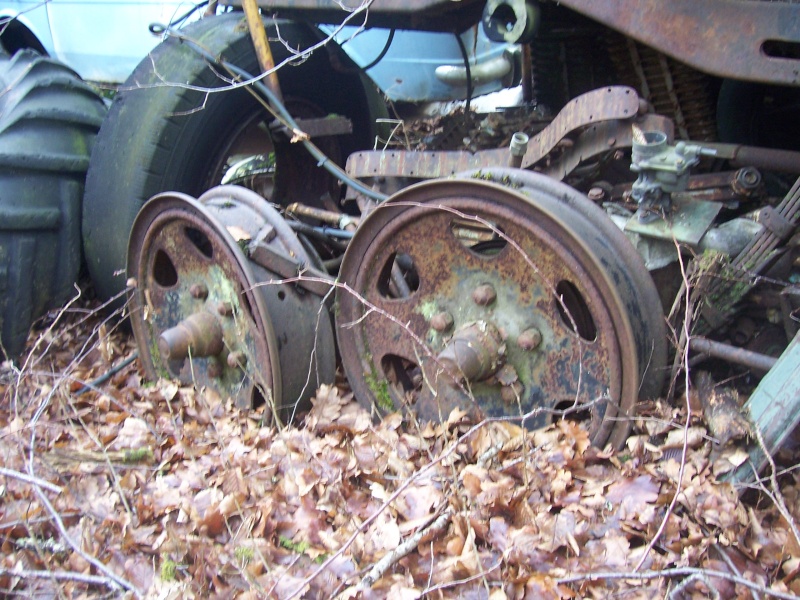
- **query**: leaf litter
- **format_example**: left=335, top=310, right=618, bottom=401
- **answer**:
left=1, top=297, right=800, bottom=599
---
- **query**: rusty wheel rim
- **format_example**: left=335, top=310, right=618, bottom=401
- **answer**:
left=337, top=177, right=662, bottom=447
left=128, top=191, right=281, bottom=412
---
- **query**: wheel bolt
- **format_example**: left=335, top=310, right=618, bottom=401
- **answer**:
left=431, top=311, right=454, bottom=332
left=472, top=284, right=496, bottom=307
left=190, top=283, right=209, bottom=300
left=501, top=381, right=524, bottom=403
left=217, top=301, right=233, bottom=317
left=587, top=187, right=605, bottom=202
left=518, top=327, right=542, bottom=351
left=227, top=351, right=247, bottom=369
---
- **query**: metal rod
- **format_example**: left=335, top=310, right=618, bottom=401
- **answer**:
left=241, top=0, right=284, bottom=103
left=690, top=336, right=778, bottom=372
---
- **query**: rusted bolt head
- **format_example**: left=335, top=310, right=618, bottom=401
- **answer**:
left=190, top=283, right=209, bottom=300
left=501, top=381, right=524, bottom=403
left=227, top=351, right=247, bottom=369
left=587, top=187, right=605, bottom=202
left=217, top=301, right=233, bottom=317
left=472, top=284, right=497, bottom=307
left=431, top=311, right=454, bottom=333
left=518, top=327, right=542, bottom=351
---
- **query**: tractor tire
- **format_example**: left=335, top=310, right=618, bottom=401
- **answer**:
left=83, top=12, right=385, bottom=302
left=0, top=49, right=106, bottom=360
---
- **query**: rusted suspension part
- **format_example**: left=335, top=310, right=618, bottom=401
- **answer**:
left=336, top=170, right=666, bottom=448
left=128, top=185, right=336, bottom=422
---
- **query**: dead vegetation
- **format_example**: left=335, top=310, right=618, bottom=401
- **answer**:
left=1, top=284, right=799, bottom=600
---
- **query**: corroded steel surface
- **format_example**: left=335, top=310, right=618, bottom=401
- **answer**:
left=346, top=86, right=641, bottom=181
left=336, top=172, right=666, bottom=448
left=560, top=0, right=800, bottom=86
left=224, top=0, right=485, bottom=30
left=128, top=186, right=336, bottom=421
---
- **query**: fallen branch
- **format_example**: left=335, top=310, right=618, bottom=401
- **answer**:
left=359, top=508, right=453, bottom=590
left=0, top=567, right=126, bottom=590
left=0, top=466, right=62, bottom=494
left=557, top=567, right=792, bottom=599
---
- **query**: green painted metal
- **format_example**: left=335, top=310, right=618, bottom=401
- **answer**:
left=727, top=330, right=800, bottom=484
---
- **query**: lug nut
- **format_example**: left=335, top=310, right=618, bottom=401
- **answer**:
left=472, top=284, right=496, bottom=307
left=501, top=381, right=524, bottom=403
left=430, top=311, right=454, bottom=332
left=190, top=283, right=209, bottom=300
left=518, top=327, right=542, bottom=351
left=227, top=351, right=247, bottom=369
left=217, top=301, right=233, bottom=317
left=587, top=187, right=605, bottom=201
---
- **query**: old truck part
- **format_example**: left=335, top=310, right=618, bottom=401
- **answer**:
left=335, top=170, right=666, bottom=449
left=72, top=0, right=798, bottom=446
left=127, top=185, right=336, bottom=420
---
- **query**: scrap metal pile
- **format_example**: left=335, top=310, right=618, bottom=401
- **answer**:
left=4, top=0, right=800, bottom=446
left=107, top=0, right=800, bottom=448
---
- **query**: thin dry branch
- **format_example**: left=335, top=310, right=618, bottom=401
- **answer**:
left=359, top=508, right=453, bottom=590
left=0, top=466, right=62, bottom=494
left=557, top=567, right=793, bottom=600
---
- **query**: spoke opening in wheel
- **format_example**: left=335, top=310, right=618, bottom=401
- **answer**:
left=552, top=397, right=596, bottom=425
left=380, top=354, right=421, bottom=403
left=184, top=226, right=214, bottom=259
left=555, top=280, right=598, bottom=342
left=377, top=252, right=420, bottom=299
left=152, top=249, right=178, bottom=288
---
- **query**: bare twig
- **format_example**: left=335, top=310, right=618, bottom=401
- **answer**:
left=634, top=242, right=692, bottom=572
left=557, top=567, right=792, bottom=599
left=0, top=466, right=62, bottom=494
left=359, top=508, right=453, bottom=589
left=419, top=560, right=502, bottom=596
left=0, top=567, right=128, bottom=589
left=751, top=424, right=800, bottom=550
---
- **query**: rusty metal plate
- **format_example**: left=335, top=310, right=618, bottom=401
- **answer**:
left=346, top=86, right=641, bottom=181
left=625, top=195, right=723, bottom=247
left=224, top=0, right=485, bottom=30
left=560, top=0, right=800, bottom=86
left=336, top=171, right=666, bottom=448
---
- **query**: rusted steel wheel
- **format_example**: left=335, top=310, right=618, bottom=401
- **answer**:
left=336, top=170, right=666, bottom=448
left=128, top=185, right=336, bottom=422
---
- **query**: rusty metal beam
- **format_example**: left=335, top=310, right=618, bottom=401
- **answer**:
left=559, top=0, right=800, bottom=86
left=221, top=0, right=486, bottom=31
left=346, top=86, right=643, bottom=181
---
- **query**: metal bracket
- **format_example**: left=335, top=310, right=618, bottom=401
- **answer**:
left=248, top=241, right=334, bottom=297
left=758, top=206, right=795, bottom=241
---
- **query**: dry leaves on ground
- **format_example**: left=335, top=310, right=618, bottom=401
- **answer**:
left=1, top=299, right=800, bottom=599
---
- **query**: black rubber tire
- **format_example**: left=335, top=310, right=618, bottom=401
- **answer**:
left=83, top=12, right=384, bottom=302
left=0, top=49, right=106, bottom=360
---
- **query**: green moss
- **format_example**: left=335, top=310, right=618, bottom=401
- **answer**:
left=234, top=546, right=255, bottom=563
left=161, top=558, right=177, bottom=581
left=365, top=372, right=393, bottom=412
left=417, top=300, right=438, bottom=320
left=279, top=536, right=310, bottom=554
left=123, top=448, right=153, bottom=463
